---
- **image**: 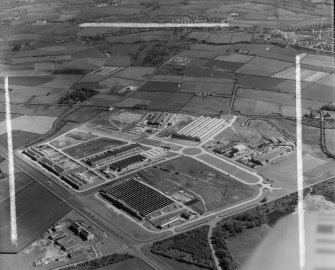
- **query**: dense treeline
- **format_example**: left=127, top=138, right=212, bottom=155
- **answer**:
left=211, top=233, right=238, bottom=270
left=61, top=253, right=134, bottom=270
left=59, top=88, right=98, bottom=104
left=310, top=178, right=335, bottom=203
left=211, top=178, right=335, bottom=266
left=151, top=225, right=216, bottom=269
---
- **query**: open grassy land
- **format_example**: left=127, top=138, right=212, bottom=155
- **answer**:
left=118, top=91, right=193, bottom=112
left=325, top=129, right=335, bottom=154
left=0, top=173, right=34, bottom=203
left=197, top=154, right=259, bottom=184
left=180, top=96, right=231, bottom=115
left=64, top=107, right=108, bottom=123
left=50, top=130, right=97, bottom=149
left=62, top=137, right=126, bottom=159
left=141, top=156, right=256, bottom=212
left=0, top=115, right=57, bottom=136
left=0, top=104, right=71, bottom=117
left=0, top=131, right=40, bottom=149
left=0, top=181, right=71, bottom=253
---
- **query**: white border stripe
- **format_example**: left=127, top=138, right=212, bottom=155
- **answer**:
left=79, top=22, right=230, bottom=28
left=5, top=76, right=17, bottom=246
left=295, top=55, right=305, bottom=270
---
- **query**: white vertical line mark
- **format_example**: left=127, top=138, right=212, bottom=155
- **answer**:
left=79, top=22, right=231, bottom=28
left=295, top=55, right=305, bottom=270
left=4, top=76, right=17, bottom=246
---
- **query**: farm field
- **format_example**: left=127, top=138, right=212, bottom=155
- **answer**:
left=178, top=50, right=224, bottom=60
left=235, top=57, right=294, bottom=76
left=29, top=88, right=69, bottom=104
left=0, top=181, right=71, bottom=253
left=63, top=137, right=126, bottom=159
left=235, top=88, right=328, bottom=109
left=202, top=60, right=244, bottom=72
left=118, top=91, right=193, bottom=112
left=180, top=96, right=231, bottom=115
left=236, top=74, right=285, bottom=90
left=301, top=54, right=334, bottom=69
left=301, top=84, right=334, bottom=102
left=64, top=107, right=108, bottom=123
left=272, top=66, right=329, bottom=82
left=207, top=33, right=233, bottom=44
left=215, top=53, right=255, bottom=63
left=274, top=80, right=312, bottom=93
left=184, top=67, right=233, bottom=80
left=151, top=75, right=183, bottom=83
left=113, top=67, right=155, bottom=81
left=139, top=81, right=182, bottom=93
left=3, top=85, right=51, bottom=103
left=0, top=173, right=34, bottom=203
left=233, top=97, right=301, bottom=117
left=0, top=131, right=40, bottom=149
left=0, top=115, right=56, bottom=135
left=0, top=104, right=71, bottom=117
left=85, top=94, right=121, bottom=107
left=314, top=74, right=335, bottom=87
left=99, top=77, right=141, bottom=89
left=181, top=81, right=234, bottom=95
left=141, top=156, right=256, bottom=212
left=50, top=130, right=97, bottom=149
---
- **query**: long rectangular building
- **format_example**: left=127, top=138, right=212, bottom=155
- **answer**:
left=83, top=143, right=142, bottom=167
left=175, top=116, right=227, bottom=141
left=100, top=177, right=176, bottom=219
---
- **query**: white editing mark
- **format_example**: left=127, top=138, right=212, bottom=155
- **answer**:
left=79, top=22, right=230, bottom=28
left=5, top=76, right=17, bottom=246
left=295, top=55, right=305, bottom=270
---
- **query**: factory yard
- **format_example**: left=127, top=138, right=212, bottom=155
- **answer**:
left=19, top=109, right=267, bottom=232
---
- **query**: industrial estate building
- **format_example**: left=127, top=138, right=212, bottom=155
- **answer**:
left=146, top=111, right=171, bottom=127
left=101, top=154, right=148, bottom=177
left=100, top=177, right=177, bottom=220
left=23, top=144, right=100, bottom=190
left=173, top=116, right=227, bottom=142
left=83, top=143, right=142, bottom=167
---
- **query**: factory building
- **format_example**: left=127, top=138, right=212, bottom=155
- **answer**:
left=83, top=143, right=142, bottom=167
left=174, top=116, right=227, bottom=142
left=146, top=112, right=170, bottom=127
